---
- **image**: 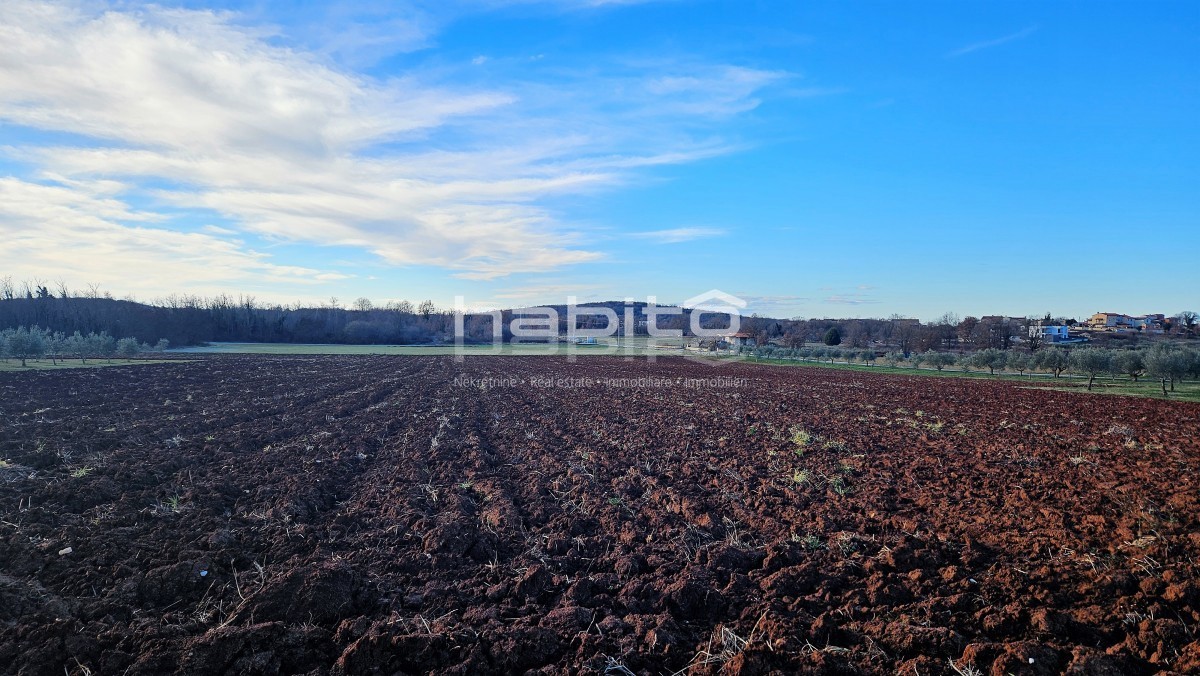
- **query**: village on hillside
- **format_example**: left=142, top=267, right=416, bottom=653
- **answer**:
left=717, top=310, right=1191, bottom=352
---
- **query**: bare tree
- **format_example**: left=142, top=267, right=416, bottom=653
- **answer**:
left=1176, top=310, right=1198, bottom=334
left=957, top=316, right=979, bottom=346
left=1024, top=317, right=1045, bottom=352
left=386, top=300, right=415, bottom=314
left=890, top=317, right=917, bottom=354
left=934, top=312, right=959, bottom=349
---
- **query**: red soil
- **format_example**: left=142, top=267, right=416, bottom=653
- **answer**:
left=1, top=356, right=1198, bottom=674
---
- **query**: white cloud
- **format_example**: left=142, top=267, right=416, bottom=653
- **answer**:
left=0, top=3, right=505, bottom=155
left=0, top=1, right=787, bottom=290
left=630, top=227, right=725, bottom=244
left=0, top=177, right=348, bottom=296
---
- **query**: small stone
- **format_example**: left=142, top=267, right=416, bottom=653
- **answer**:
left=58, top=546, right=73, bottom=556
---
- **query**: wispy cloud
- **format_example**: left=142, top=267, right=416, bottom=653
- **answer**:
left=824, top=293, right=879, bottom=306
left=0, top=1, right=785, bottom=292
left=645, top=65, right=791, bottom=116
left=487, top=0, right=672, bottom=8
left=736, top=294, right=809, bottom=316
left=946, top=25, right=1039, bottom=58
left=630, top=227, right=725, bottom=244
left=492, top=283, right=609, bottom=301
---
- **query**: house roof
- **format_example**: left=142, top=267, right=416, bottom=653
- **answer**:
left=728, top=331, right=755, bottom=338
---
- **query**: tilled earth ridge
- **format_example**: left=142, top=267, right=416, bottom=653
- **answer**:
left=0, top=355, right=1198, bottom=674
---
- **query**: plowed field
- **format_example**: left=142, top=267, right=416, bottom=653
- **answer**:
left=2, top=356, right=1198, bottom=675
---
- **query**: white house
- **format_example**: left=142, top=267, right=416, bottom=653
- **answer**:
left=1030, top=324, right=1070, bottom=343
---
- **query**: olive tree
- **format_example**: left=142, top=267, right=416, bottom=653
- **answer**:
left=923, top=351, right=957, bottom=371
left=1070, top=348, right=1112, bottom=391
left=89, top=332, right=117, bottom=363
left=1035, top=349, right=1070, bottom=378
left=1186, top=349, right=1200, bottom=380
left=116, top=337, right=141, bottom=359
left=969, top=348, right=1008, bottom=375
left=1007, top=352, right=1031, bottom=376
left=65, top=331, right=89, bottom=363
left=1112, top=350, right=1145, bottom=383
left=46, top=330, right=66, bottom=366
left=1145, top=343, right=1190, bottom=394
left=3, top=326, right=46, bottom=367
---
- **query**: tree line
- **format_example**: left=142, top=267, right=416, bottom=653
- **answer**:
left=1, top=278, right=1194, bottom=350
left=738, top=343, right=1200, bottom=394
left=0, top=290, right=451, bottom=347
left=0, top=326, right=168, bottom=367
left=0, top=290, right=706, bottom=347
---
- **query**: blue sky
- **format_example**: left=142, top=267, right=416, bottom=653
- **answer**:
left=0, top=1, right=1195, bottom=320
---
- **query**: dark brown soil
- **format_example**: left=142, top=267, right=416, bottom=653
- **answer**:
left=1, top=356, right=1198, bottom=675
